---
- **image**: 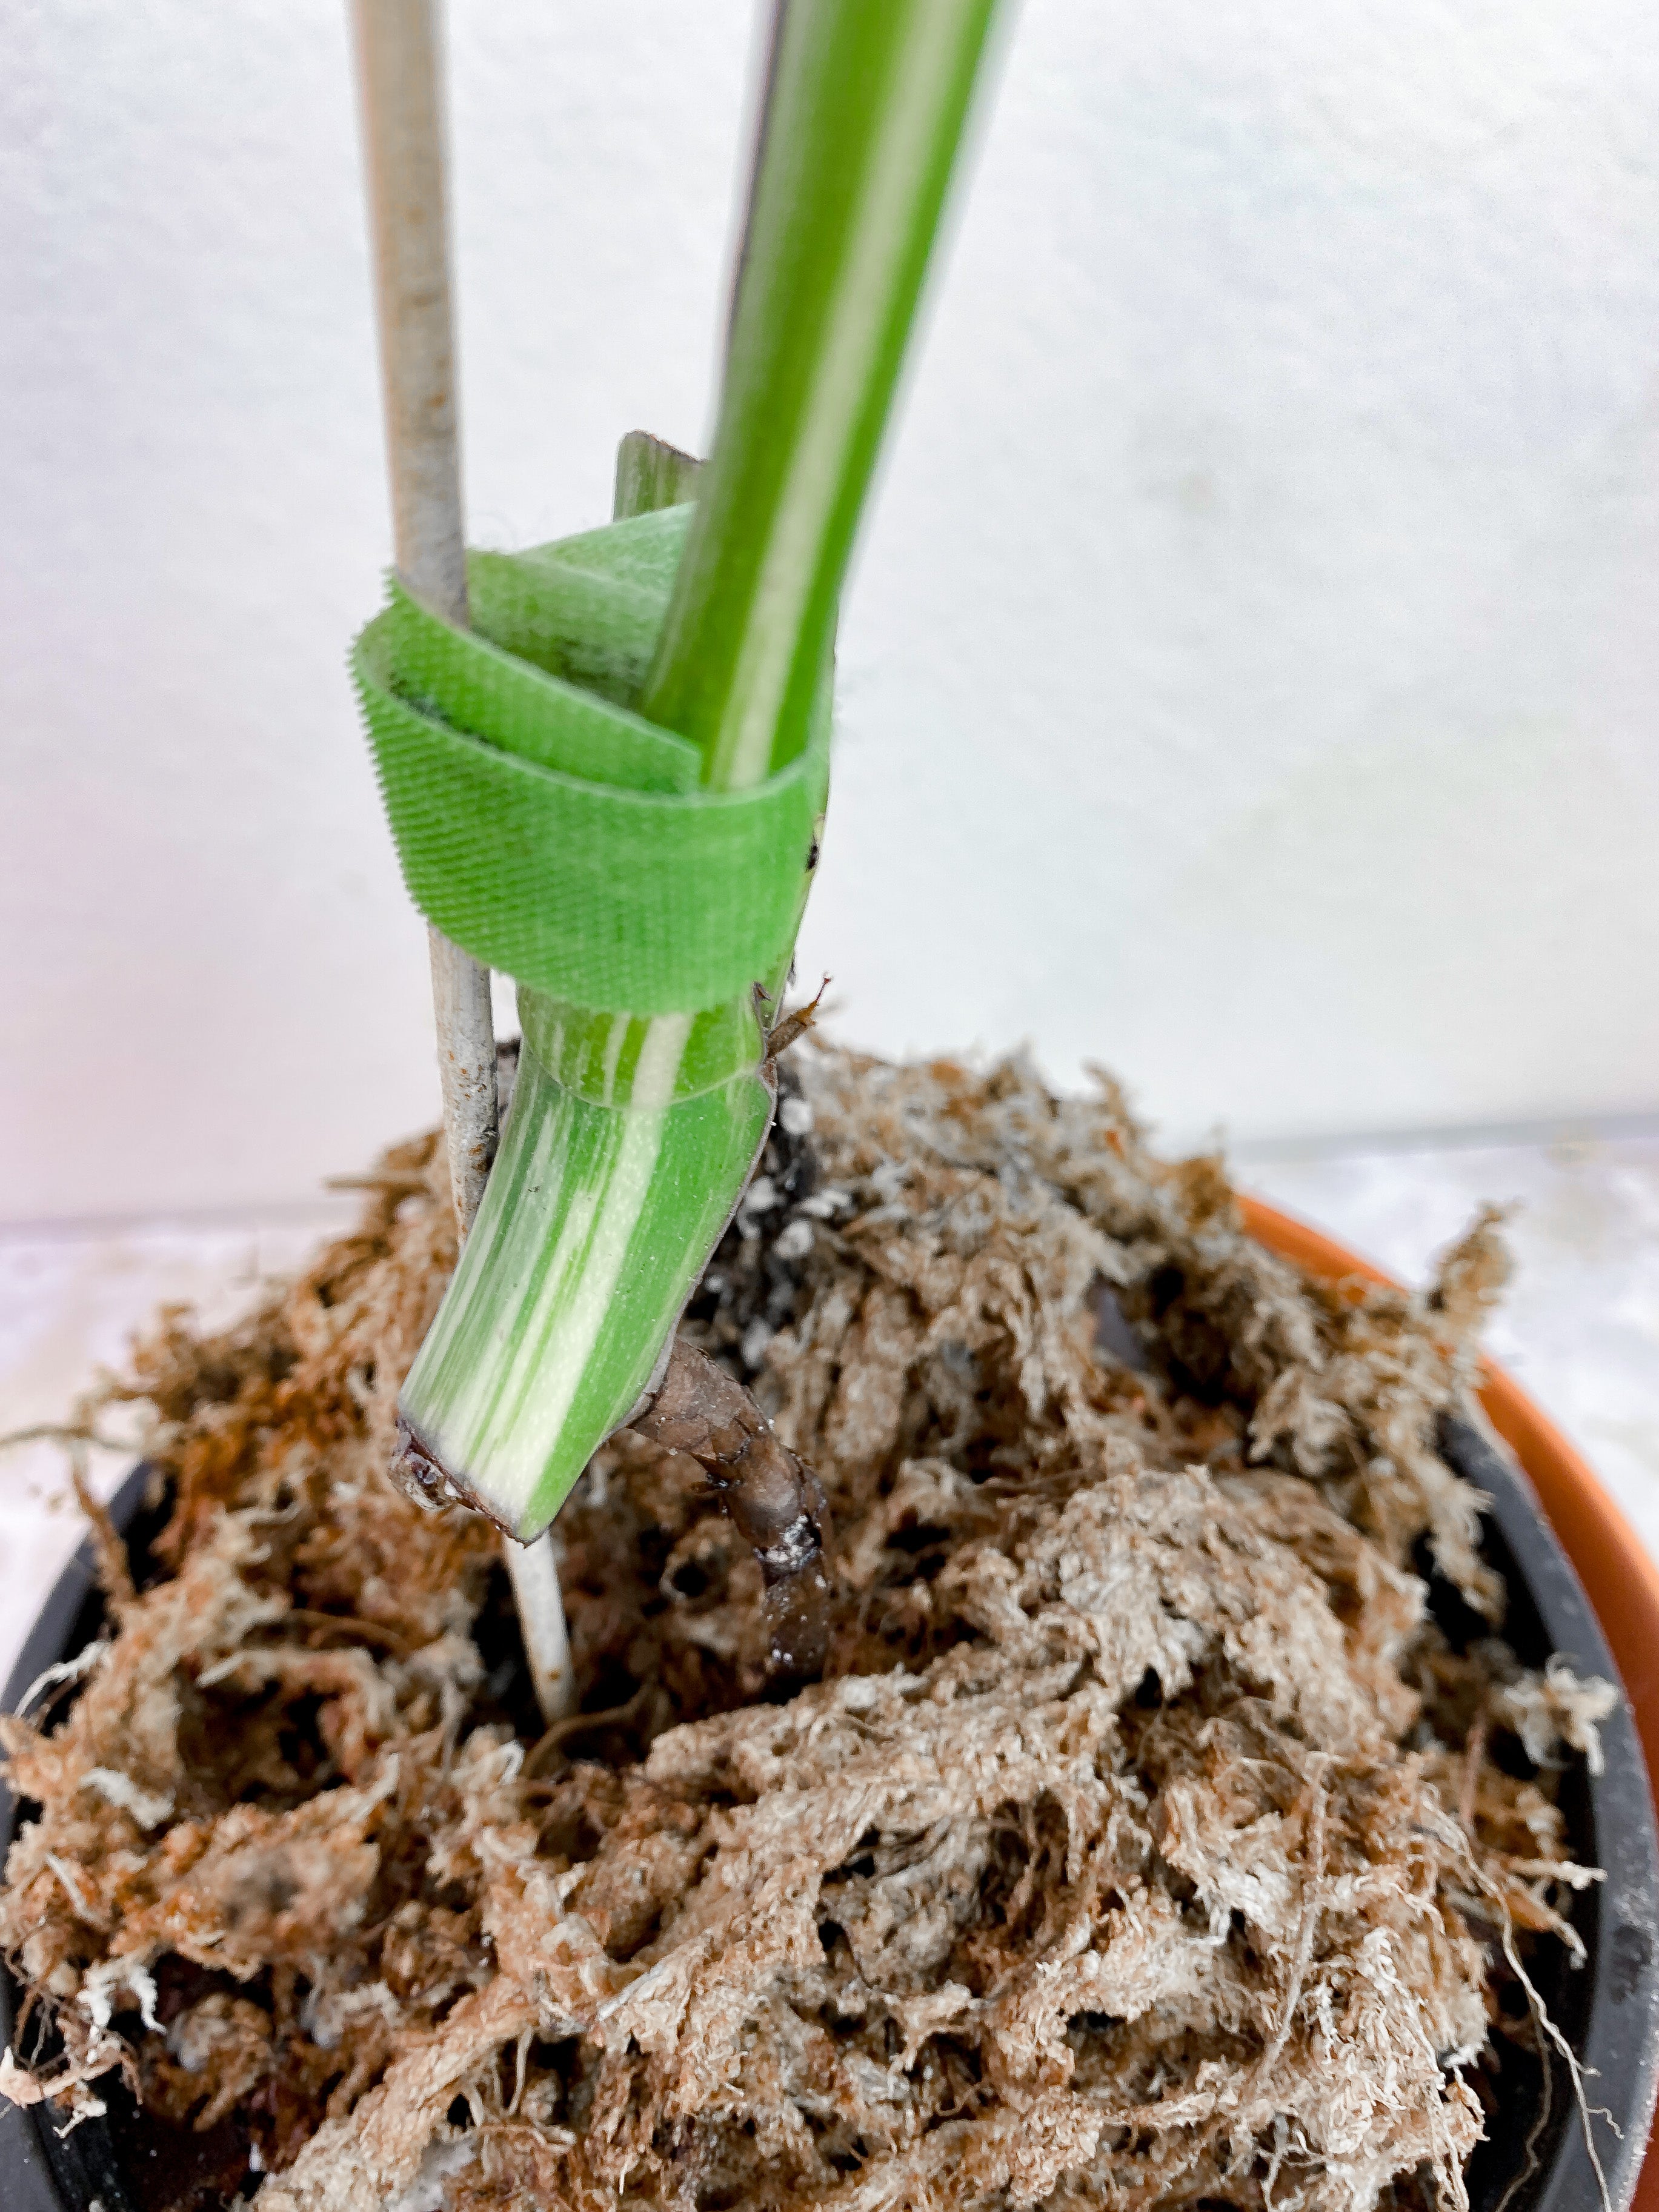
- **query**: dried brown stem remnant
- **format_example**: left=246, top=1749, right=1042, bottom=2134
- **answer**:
left=388, top=1411, right=499, bottom=1522
left=391, top=1344, right=834, bottom=1685
left=630, top=1337, right=831, bottom=1680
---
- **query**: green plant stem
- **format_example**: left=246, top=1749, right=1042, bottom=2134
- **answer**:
left=641, top=0, right=1000, bottom=794
left=390, top=4, right=1003, bottom=1542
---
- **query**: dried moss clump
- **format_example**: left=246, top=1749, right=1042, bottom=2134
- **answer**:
left=0, top=1047, right=1611, bottom=2212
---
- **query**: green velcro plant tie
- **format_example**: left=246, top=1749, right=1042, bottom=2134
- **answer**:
left=356, top=479, right=830, bottom=1541
left=353, top=502, right=828, bottom=1017
left=371, top=0, right=1002, bottom=1541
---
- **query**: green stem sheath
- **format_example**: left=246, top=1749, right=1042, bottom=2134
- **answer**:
left=390, top=2, right=1002, bottom=1540
left=643, top=0, right=1000, bottom=795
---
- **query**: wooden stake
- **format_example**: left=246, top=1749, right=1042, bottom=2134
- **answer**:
left=424, top=928, right=498, bottom=1234
left=350, top=0, right=573, bottom=1721
left=349, top=0, right=496, bottom=1227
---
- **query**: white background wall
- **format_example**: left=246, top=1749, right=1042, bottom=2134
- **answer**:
left=5, top=0, right=1658, bottom=1222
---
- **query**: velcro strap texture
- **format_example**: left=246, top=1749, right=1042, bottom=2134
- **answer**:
left=353, top=504, right=829, bottom=1015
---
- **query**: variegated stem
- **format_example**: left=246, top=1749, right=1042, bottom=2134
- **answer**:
left=393, top=0, right=1000, bottom=1557
left=394, top=994, right=773, bottom=1539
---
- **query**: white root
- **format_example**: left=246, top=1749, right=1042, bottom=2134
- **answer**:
left=504, top=1530, right=576, bottom=1725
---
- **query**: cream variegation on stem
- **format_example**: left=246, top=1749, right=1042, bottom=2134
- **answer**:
left=371, top=5, right=1002, bottom=1710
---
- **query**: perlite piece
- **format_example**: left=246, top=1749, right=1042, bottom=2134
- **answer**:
left=360, top=2, right=1002, bottom=1540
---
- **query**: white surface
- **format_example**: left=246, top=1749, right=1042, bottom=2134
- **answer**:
left=3, top=1134, right=1657, bottom=1693
left=1244, top=1126, right=1659, bottom=1579
left=0, top=1208, right=348, bottom=1690
left=5, top=1, right=1659, bottom=1220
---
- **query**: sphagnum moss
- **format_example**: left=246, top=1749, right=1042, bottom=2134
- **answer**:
left=0, top=1044, right=1611, bottom=2212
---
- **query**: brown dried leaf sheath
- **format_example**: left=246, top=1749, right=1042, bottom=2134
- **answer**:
left=0, top=1048, right=1609, bottom=2212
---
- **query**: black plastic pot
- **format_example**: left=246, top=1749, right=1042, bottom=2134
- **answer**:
left=4, top=1431, right=1658, bottom=2211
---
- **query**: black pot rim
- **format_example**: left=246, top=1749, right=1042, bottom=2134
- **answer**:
left=4, top=1433, right=1658, bottom=2212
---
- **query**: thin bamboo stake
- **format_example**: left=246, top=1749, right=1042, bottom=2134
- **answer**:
left=348, top=0, right=496, bottom=1227
left=424, top=929, right=498, bottom=1232
left=349, top=0, right=573, bottom=1723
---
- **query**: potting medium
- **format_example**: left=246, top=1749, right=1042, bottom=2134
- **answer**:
left=2, top=1043, right=1655, bottom=2212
